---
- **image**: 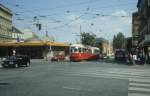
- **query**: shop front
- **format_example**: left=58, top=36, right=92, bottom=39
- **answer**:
left=0, top=42, right=69, bottom=59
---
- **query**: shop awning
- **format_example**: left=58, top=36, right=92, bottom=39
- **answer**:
left=46, top=42, right=69, bottom=47
left=0, top=41, right=69, bottom=47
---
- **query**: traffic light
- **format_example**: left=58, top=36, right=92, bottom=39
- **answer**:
left=34, top=16, right=37, bottom=22
left=38, top=24, right=42, bottom=30
left=36, top=23, right=42, bottom=30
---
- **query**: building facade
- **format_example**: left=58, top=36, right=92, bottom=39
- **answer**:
left=136, top=0, right=150, bottom=63
left=0, top=4, right=12, bottom=41
left=96, top=37, right=111, bottom=57
left=12, top=26, right=24, bottom=42
left=132, top=12, right=140, bottom=48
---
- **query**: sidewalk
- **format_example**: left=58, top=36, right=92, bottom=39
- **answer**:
left=0, top=62, right=2, bottom=68
left=0, top=58, right=3, bottom=68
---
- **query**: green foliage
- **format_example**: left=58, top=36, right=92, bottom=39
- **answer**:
left=80, top=32, right=96, bottom=46
left=113, top=32, right=125, bottom=50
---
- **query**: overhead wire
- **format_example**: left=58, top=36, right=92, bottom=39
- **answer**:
left=3, top=0, right=137, bottom=31
left=15, top=0, right=100, bottom=13
left=47, top=0, right=94, bottom=30
left=4, top=0, right=136, bottom=18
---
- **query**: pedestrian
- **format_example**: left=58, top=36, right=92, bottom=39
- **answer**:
left=126, top=53, right=134, bottom=65
left=141, top=55, right=146, bottom=65
left=132, top=54, right=137, bottom=65
left=13, top=50, right=16, bottom=56
left=126, top=53, right=130, bottom=64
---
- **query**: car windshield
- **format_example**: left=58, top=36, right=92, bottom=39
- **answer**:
left=8, top=56, right=16, bottom=60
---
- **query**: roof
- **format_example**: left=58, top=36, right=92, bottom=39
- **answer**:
left=70, top=44, right=85, bottom=48
left=0, top=42, right=44, bottom=47
left=90, top=47, right=99, bottom=50
left=12, top=27, right=23, bottom=34
left=46, top=42, right=69, bottom=47
left=0, top=4, right=12, bottom=15
left=24, top=37, right=42, bottom=42
left=0, top=41, right=69, bottom=47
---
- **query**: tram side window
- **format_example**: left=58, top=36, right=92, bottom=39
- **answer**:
left=94, top=50, right=100, bottom=54
left=78, top=48, right=82, bottom=53
left=83, top=48, right=86, bottom=53
left=88, top=49, right=92, bottom=54
left=74, top=48, right=78, bottom=52
left=70, top=49, right=73, bottom=53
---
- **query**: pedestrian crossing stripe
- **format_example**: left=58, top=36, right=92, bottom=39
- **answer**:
left=128, top=80, right=150, bottom=96
left=129, top=83, right=150, bottom=88
left=128, top=93, right=150, bottom=96
left=63, top=70, right=150, bottom=81
left=57, top=67, right=150, bottom=96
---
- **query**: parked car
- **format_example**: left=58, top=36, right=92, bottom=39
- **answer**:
left=1, top=55, right=30, bottom=68
left=51, top=55, right=65, bottom=61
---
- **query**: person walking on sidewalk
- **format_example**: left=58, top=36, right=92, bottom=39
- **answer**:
left=139, top=53, right=146, bottom=65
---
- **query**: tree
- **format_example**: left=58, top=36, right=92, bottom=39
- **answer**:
left=80, top=32, right=96, bottom=46
left=113, top=35, right=117, bottom=50
left=113, top=32, right=125, bottom=50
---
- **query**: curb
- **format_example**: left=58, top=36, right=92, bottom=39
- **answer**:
left=0, top=61, right=2, bottom=68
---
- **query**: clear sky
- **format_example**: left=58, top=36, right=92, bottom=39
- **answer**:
left=1, top=0, right=138, bottom=43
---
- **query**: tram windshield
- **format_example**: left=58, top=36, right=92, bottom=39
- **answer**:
left=70, top=47, right=78, bottom=53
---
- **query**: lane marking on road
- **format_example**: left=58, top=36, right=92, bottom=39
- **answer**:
left=63, top=72, right=150, bottom=80
left=129, top=83, right=150, bottom=88
left=63, top=86, right=93, bottom=92
left=63, top=86, right=82, bottom=91
left=62, top=69, right=150, bottom=96
left=128, top=80, right=150, bottom=96
left=129, top=80, right=150, bottom=84
left=78, top=71, right=150, bottom=78
left=128, top=87, right=150, bottom=94
left=128, top=93, right=150, bottom=96
left=65, top=73, right=128, bottom=80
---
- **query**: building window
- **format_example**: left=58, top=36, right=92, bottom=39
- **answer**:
left=148, top=17, right=150, bottom=34
left=148, top=0, right=150, bottom=7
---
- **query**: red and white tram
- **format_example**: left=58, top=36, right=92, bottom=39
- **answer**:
left=70, top=44, right=100, bottom=61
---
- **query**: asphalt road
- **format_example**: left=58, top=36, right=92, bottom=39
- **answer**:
left=0, top=59, right=150, bottom=96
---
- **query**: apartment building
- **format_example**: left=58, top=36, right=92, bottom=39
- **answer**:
left=0, top=4, right=12, bottom=41
left=136, top=0, right=150, bottom=63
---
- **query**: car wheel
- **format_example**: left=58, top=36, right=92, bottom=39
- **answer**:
left=2, top=65, right=7, bottom=68
left=26, top=62, right=30, bottom=67
left=15, top=64, right=19, bottom=68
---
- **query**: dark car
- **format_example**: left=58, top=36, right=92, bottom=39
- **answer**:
left=1, top=55, right=30, bottom=68
left=51, top=55, right=65, bottom=61
left=115, top=49, right=126, bottom=61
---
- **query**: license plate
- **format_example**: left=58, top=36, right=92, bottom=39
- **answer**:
left=9, top=62, right=14, bottom=64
